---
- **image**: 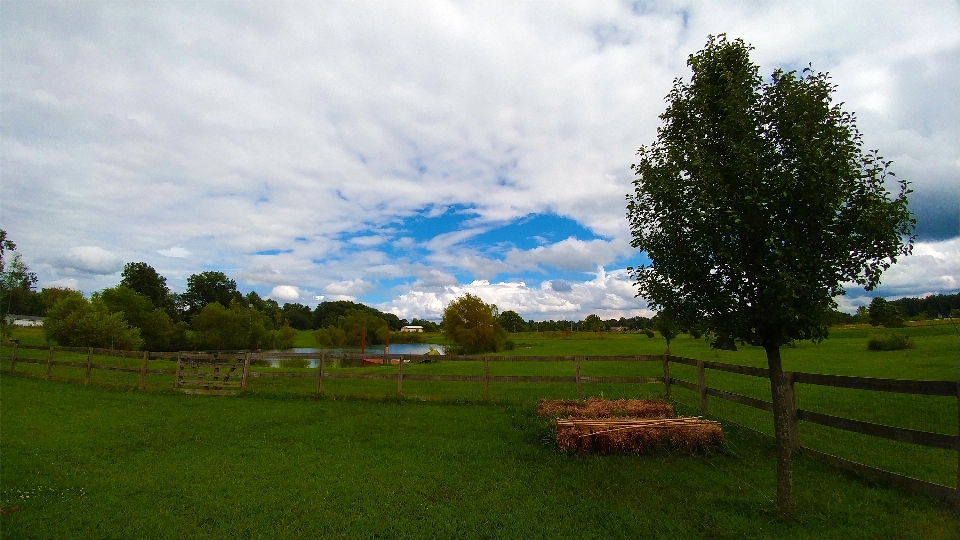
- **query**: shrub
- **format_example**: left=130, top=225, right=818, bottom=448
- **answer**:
left=504, top=339, right=516, bottom=351
left=249, top=358, right=272, bottom=367
left=867, top=332, right=913, bottom=351
left=643, top=329, right=655, bottom=338
left=279, top=358, right=310, bottom=369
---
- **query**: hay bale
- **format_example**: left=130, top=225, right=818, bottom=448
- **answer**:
left=555, top=417, right=723, bottom=455
left=538, top=398, right=673, bottom=419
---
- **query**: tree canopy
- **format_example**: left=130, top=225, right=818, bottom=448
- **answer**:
left=626, top=35, right=914, bottom=513
left=181, top=271, right=243, bottom=321
left=119, top=262, right=170, bottom=311
left=441, top=293, right=507, bottom=354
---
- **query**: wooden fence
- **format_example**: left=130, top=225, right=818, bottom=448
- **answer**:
left=2, top=341, right=957, bottom=505
left=661, top=356, right=959, bottom=505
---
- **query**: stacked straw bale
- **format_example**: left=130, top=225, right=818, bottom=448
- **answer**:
left=540, top=398, right=723, bottom=454
left=537, top=397, right=674, bottom=419
left=555, top=417, right=723, bottom=454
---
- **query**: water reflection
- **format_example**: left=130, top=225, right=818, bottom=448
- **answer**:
left=264, top=343, right=444, bottom=368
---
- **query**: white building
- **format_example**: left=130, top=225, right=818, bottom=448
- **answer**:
left=4, top=314, right=44, bottom=327
left=400, top=325, right=424, bottom=333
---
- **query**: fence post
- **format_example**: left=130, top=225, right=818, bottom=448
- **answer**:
left=46, top=347, right=54, bottom=380
left=10, top=341, right=18, bottom=373
left=697, top=359, right=707, bottom=414
left=484, top=357, right=490, bottom=401
left=139, top=351, right=148, bottom=390
left=575, top=356, right=582, bottom=399
left=786, top=371, right=799, bottom=452
left=174, top=353, right=182, bottom=389
left=662, top=355, right=671, bottom=399
left=397, top=355, right=404, bottom=398
left=85, top=348, right=93, bottom=386
left=317, top=353, right=324, bottom=394
left=241, top=353, right=251, bottom=391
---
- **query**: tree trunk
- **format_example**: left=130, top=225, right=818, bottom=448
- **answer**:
left=765, top=344, right=794, bottom=515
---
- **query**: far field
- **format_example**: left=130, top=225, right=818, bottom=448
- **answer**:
left=2, top=322, right=958, bottom=538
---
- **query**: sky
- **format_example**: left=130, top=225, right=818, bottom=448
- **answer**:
left=1, top=1, right=958, bottom=322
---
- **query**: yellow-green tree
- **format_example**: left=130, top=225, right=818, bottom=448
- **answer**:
left=441, top=293, right=507, bottom=354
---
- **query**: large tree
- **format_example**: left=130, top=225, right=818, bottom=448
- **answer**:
left=119, top=262, right=171, bottom=311
left=0, top=230, right=39, bottom=326
left=441, top=293, right=507, bottom=354
left=626, top=35, right=914, bottom=514
left=181, top=271, right=242, bottom=321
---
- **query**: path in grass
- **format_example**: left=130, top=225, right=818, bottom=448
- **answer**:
left=1, top=375, right=956, bottom=539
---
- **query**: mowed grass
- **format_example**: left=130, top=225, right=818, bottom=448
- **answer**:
left=2, top=375, right=957, bottom=539
left=4, top=322, right=959, bottom=516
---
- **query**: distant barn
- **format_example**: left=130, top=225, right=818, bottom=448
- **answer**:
left=5, top=314, right=44, bottom=327
left=400, top=325, right=424, bottom=333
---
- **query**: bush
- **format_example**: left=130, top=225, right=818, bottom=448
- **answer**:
left=867, top=332, right=913, bottom=351
left=643, top=329, right=655, bottom=338
left=279, top=358, right=310, bottom=369
left=249, top=358, right=272, bottom=367
left=504, top=339, right=516, bottom=351
left=389, top=331, right=427, bottom=344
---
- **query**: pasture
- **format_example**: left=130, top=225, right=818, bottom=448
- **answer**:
left=2, top=322, right=958, bottom=538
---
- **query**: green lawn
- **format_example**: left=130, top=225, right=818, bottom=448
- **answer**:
left=4, top=322, right=959, bottom=522
left=1, top=375, right=956, bottom=539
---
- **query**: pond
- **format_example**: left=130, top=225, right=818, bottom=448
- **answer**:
left=263, top=343, right=445, bottom=368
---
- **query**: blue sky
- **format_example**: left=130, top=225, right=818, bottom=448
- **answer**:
left=1, top=1, right=958, bottom=321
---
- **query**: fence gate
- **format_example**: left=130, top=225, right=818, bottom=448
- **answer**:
left=175, top=353, right=248, bottom=395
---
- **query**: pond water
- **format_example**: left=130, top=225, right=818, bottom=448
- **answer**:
left=263, top=343, right=445, bottom=368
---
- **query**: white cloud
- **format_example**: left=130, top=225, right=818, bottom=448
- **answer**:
left=157, top=247, right=191, bottom=258
left=324, top=279, right=374, bottom=299
left=839, top=238, right=960, bottom=310
left=268, top=285, right=301, bottom=303
left=53, top=246, right=123, bottom=276
left=43, top=278, right=79, bottom=290
left=382, top=266, right=652, bottom=321
left=1, top=1, right=956, bottom=310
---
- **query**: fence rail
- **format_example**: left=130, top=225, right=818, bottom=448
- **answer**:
left=660, top=354, right=958, bottom=505
left=1, top=341, right=957, bottom=505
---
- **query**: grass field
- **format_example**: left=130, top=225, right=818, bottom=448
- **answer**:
left=2, top=375, right=957, bottom=539
left=2, top=322, right=959, bottom=537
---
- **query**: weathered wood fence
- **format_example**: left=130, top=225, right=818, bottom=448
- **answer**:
left=2, top=341, right=957, bottom=505
left=661, top=356, right=959, bottom=505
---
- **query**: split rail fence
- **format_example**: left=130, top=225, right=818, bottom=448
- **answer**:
left=2, top=341, right=958, bottom=506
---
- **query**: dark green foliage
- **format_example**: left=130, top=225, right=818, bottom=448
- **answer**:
left=867, top=331, right=913, bottom=351
left=497, top=310, right=528, bottom=332
left=410, top=318, right=440, bottom=332
left=652, top=311, right=678, bottom=353
left=869, top=297, right=906, bottom=328
left=119, top=262, right=171, bottom=311
left=0, top=230, right=39, bottom=327
left=627, top=35, right=914, bottom=350
left=181, top=271, right=243, bottom=321
left=890, top=292, right=960, bottom=319
left=98, top=286, right=174, bottom=351
left=191, top=300, right=294, bottom=351
left=504, top=339, right=516, bottom=350
left=313, top=326, right=347, bottom=347
left=626, top=34, right=915, bottom=514
left=339, top=309, right=389, bottom=346
left=282, top=302, right=314, bottom=330
left=311, top=300, right=405, bottom=331
left=441, top=293, right=507, bottom=354
left=582, top=314, right=607, bottom=332
left=388, top=330, right=427, bottom=344
left=42, top=291, right=143, bottom=350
